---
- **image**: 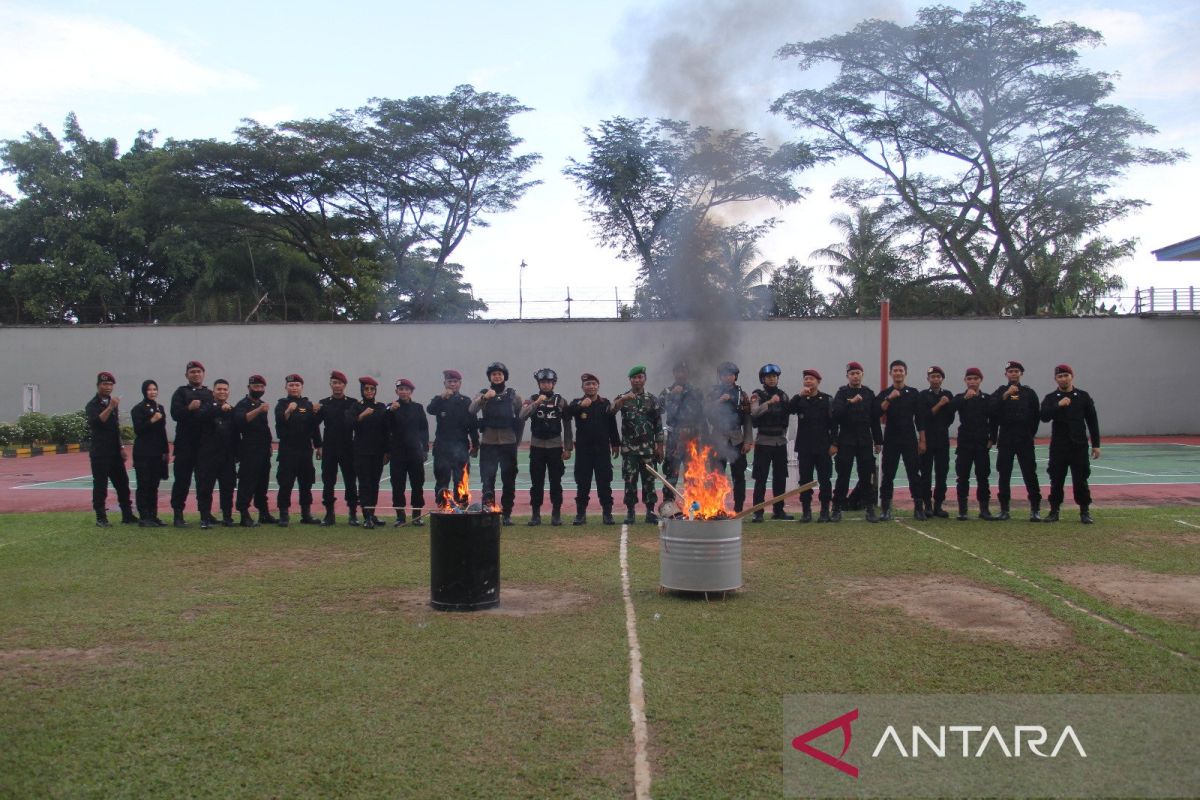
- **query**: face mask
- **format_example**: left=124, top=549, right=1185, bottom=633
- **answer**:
left=249, top=389, right=265, bottom=399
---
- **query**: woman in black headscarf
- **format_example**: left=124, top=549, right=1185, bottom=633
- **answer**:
left=130, top=380, right=169, bottom=527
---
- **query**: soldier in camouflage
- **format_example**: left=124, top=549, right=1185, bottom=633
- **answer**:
left=611, top=365, right=665, bottom=524
left=657, top=360, right=707, bottom=501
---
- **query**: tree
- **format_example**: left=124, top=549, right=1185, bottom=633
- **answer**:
left=1019, top=235, right=1130, bottom=315
left=564, top=117, right=813, bottom=318
left=772, top=0, right=1185, bottom=315
left=768, top=258, right=827, bottom=317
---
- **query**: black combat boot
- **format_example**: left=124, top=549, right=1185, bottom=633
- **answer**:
left=932, top=501, right=949, bottom=518
left=394, top=510, right=407, bottom=527
left=1028, top=498, right=1041, bottom=522
left=1080, top=506, right=1095, bottom=525
left=551, top=505, right=563, bottom=526
left=322, top=508, right=336, bottom=527
left=199, top=516, right=213, bottom=530
left=645, top=511, right=659, bottom=524
left=347, top=508, right=360, bottom=527
left=751, top=510, right=764, bottom=523
left=624, top=506, right=637, bottom=525
left=173, top=510, right=188, bottom=528
left=362, top=512, right=375, bottom=529
left=957, top=499, right=970, bottom=521
left=800, top=502, right=813, bottom=523
left=239, top=511, right=257, bottom=528
left=573, top=511, right=587, bottom=526
left=300, top=506, right=321, bottom=525
left=139, top=509, right=156, bottom=528
left=1043, top=504, right=1060, bottom=523
left=772, top=509, right=794, bottom=521
left=95, top=511, right=111, bottom=528
left=602, top=504, right=615, bottom=525
left=817, top=502, right=831, bottom=523
left=978, top=501, right=996, bottom=521
left=277, top=511, right=290, bottom=528
left=829, top=502, right=843, bottom=523
left=997, top=499, right=1011, bottom=521
left=121, top=506, right=139, bottom=525
left=865, top=504, right=879, bottom=523
left=528, top=507, right=542, bottom=527
left=411, top=511, right=424, bottom=526
left=502, top=515, right=513, bottom=527
left=913, top=503, right=927, bottom=521
left=259, top=511, right=278, bottom=525
left=879, top=501, right=892, bottom=522
left=222, top=513, right=235, bottom=527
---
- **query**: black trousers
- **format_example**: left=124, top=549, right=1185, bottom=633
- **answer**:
left=354, top=453, right=386, bottom=514
left=529, top=446, right=565, bottom=510
left=91, top=451, right=131, bottom=513
left=432, top=445, right=470, bottom=502
left=955, top=445, right=992, bottom=504
left=1047, top=445, right=1091, bottom=508
left=277, top=449, right=315, bottom=511
left=321, top=446, right=358, bottom=511
left=134, top=459, right=164, bottom=518
left=236, top=449, right=271, bottom=514
left=996, top=439, right=1041, bottom=503
left=389, top=451, right=425, bottom=511
left=479, top=443, right=518, bottom=515
left=196, top=454, right=236, bottom=519
left=574, top=444, right=614, bottom=511
left=752, top=443, right=789, bottom=514
left=718, top=451, right=748, bottom=512
left=834, top=444, right=876, bottom=507
left=919, top=439, right=950, bottom=504
left=880, top=439, right=924, bottom=505
left=795, top=451, right=832, bottom=506
left=170, top=443, right=199, bottom=512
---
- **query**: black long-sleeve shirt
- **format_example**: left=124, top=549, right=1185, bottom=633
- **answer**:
left=568, top=396, right=620, bottom=448
left=85, top=394, right=122, bottom=456
left=386, top=400, right=429, bottom=456
left=950, top=391, right=994, bottom=449
left=317, top=395, right=358, bottom=455
left=170, top=383, right=213, bottom=453
left=919, top=389, right=954, bottom=447
left=790, top=391, right=835, bottom=454
left=197, top=398, right=237, bottom=462
left=831, top=385, right=882, bottom=447
left=350, top=400, right=391, bottom=456
left=274, top=397, right=322, bottom=453
left=990, top=383, right=1041, bottom=443
left=873, top=385, right=927, bottom=443
left=131, top=400, right=168, bottom=462
left=1040, top=388, right=1101, bottom=449
left=233, top=396, right=272, bottom=456
left=426, top=393, right=479, bottom=452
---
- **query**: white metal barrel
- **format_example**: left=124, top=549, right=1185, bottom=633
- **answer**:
left=659, top=517, right=743, bottom=592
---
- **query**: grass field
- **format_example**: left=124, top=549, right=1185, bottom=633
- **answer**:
left=2, top=509, right=1199, bottom=798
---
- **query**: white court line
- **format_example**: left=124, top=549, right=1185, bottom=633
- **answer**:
left=12, top=475, right=93, bottom=489
left=1176, top=520, right=1200, bottom=530
left=619, top=524, right=653, bottom=800
left=893, top=520, right=1195, bottom=663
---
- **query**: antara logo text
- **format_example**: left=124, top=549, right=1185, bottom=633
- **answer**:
left=793, top=709, right=1087, bottom=777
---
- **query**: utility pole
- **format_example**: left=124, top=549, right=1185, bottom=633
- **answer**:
left=519, top=259, right=526, bottom=320
left=565, top=286, right=573, bottom=320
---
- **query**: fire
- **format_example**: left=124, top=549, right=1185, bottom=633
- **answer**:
left=680, top=440, right=732, bottom=519
left=438, top=465, right=473, bottom=512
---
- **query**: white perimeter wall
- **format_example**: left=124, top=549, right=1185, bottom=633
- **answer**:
left=2, top=317, right=1196, bottom=436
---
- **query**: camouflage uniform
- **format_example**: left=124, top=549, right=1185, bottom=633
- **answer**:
left=617, top=391, right=665, bottom=510
left=658, top=381, right=707, bottom=500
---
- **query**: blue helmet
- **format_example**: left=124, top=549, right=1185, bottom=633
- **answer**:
left=759, top=363, right=782, bottom=382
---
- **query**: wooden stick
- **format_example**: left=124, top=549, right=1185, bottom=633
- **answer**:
left=732, top=480, right=819, bottom=521
left=641, top=462, right=685, bottom=501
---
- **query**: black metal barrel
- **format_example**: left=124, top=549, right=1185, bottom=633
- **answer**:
left=429, top=511, right=501, bottom=611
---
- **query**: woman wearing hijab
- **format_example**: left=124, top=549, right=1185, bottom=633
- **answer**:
left=131, top=379, right=169, bottom=527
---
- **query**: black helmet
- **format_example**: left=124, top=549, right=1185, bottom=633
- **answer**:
left=486, top=361, right=509, bottom=381
left=718, top=361, right=739, bottom=377
left=758, top=363, right=782, bottom=382
left=534, top=368, right=558, bottom=383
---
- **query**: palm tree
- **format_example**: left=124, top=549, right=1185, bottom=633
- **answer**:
left=811, top=205, right=910, bottom=316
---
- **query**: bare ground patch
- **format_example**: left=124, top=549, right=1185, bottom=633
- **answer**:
left=319, top=583, right=597, bottom=617
left=0, top=643, right=164, bottom=685
left=1120, top=531, right=1200, bottom=548
left=836, top=575, right=1071, bottom=647
left=1050, top=564, right=1200, bottom=622
left=549, top=535, right=616, bottom=557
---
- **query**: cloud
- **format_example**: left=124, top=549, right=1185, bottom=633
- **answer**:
left=0, top=3, right=256, bottom=103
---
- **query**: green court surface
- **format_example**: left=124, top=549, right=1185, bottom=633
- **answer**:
left=17, top=443, right=1200, bottom=492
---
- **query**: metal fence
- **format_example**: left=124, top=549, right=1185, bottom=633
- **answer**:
left=1133, top=287, right=1200, bottom=315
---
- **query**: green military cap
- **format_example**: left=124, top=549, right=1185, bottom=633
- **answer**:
left=628, top=365, right=647, bottom=378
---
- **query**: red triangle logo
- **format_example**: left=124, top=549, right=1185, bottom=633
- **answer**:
left=791, top=708, right=859, bottom=778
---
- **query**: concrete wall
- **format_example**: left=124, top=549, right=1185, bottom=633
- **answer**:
left=2, top=316, right=1197, bottom=436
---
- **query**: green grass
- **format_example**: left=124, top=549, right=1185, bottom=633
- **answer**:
left=1, top=509, right=1198, bottom=798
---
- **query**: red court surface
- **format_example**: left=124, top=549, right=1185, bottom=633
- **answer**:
left=2, top=436, right=1198, bottom=515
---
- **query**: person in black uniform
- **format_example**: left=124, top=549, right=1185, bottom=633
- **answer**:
left=568, top=373, right=621, bottom=525
left=85, top=371, right=136, bottom=527
left=131, top=379, right=169, bottom=527
left=520, top=368, right=573, bottom=526
left=469, top=362, right=524, bottom=525
left=990, top=360, right=1042, bottom=521
left=274, top=373, right=322, bottom=527
left=790, top=369, right=835, bottom=522
left=195, top=379, right=238, bottom=529
left=316, top=370, right=359, bottom=527
left=950, top=367, right=997, bottom=521
left=918, top=366, right=954, bottom=518
left=874, top=360, right=928, bottom=521
left=387, top=378, right=428, bottom=527
left=750, top=363, right=792, bottom=521
left=706, top=362, right=753, bottom=513
left=350, top=376, right=390, bottom=529
left=1040, top=364, right=1101, bottom=524
left=426, top=369, right=479, bottom=505
left=658, top=361, right=707, bottom=501
left=169, top=360, right=213, bottom=527
left=233, top=375, right=275, bottom=527
left=831, top=361, right=882, bottom=522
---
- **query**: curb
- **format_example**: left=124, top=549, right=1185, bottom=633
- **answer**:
left=1, top=444, right=83, bottom=458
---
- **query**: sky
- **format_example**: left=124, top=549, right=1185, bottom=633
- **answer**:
left=1, top=0, right=1197, bottom=318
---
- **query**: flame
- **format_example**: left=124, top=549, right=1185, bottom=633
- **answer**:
left=680, top=440, right=732, bottom=519
left=438, top=464, right=473, bottom=512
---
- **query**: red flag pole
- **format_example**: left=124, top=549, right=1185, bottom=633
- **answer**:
left=879, top=298, right=890, bottom=390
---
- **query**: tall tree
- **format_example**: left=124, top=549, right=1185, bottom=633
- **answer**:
left=768, top=258, right=827, bottom=318
left=772, top=0, right=1184, bottom=315
left=564, top=117, right=813, bottom=318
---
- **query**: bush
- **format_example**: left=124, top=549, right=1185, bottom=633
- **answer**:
left=0, top=422, right=16, bottom=447
left=50, top=411, right=88, bottom=444
left=120, top=425, right=135, bottom=444
left=16, top=412, right=53, bottom=444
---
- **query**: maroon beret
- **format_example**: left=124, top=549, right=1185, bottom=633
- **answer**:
left=964, top=367, right=983, bottom=379
left=96, top=371, right=115, bottom=384
left=395, top=378, right=414, bottom=389
left=442, top=369, right=462, bottom=381
left=1005, top=360, right=1025, bottom=373
left=330, top=370, right=348, bottom=383
left=1054, top=364, right=1073, bottom=376
left=358, top=376, right=378, bottom=387
left=580, top=372, right=599, bottom=384
left=802, top=368, right=822, bottom=381
left=285, top=373, right=304, bottom=384
left=186, top=360, right=205, bottom=371
left=248, top=374, right=266, bottom=386
left=926, top=365, right=945, bottom=378
left=845, top=361, right=864, bottom=372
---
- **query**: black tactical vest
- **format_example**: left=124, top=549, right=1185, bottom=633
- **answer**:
left=481, top=388, right=517, bottom=429
left=529, top=394, right=563, bottom=439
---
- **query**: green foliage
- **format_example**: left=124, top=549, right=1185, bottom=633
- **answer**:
left=119, top=424, right=134, bottom=444
left=0, top=422, right=16, bottom=447
left=49, top=412, right=87, bottom=444
left=769, top=258, right=828, bottom=317
left=15, top=412, right=53, bottom=443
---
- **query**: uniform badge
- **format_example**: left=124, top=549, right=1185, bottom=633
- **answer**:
left=581, top=413, right=589, bottom=419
